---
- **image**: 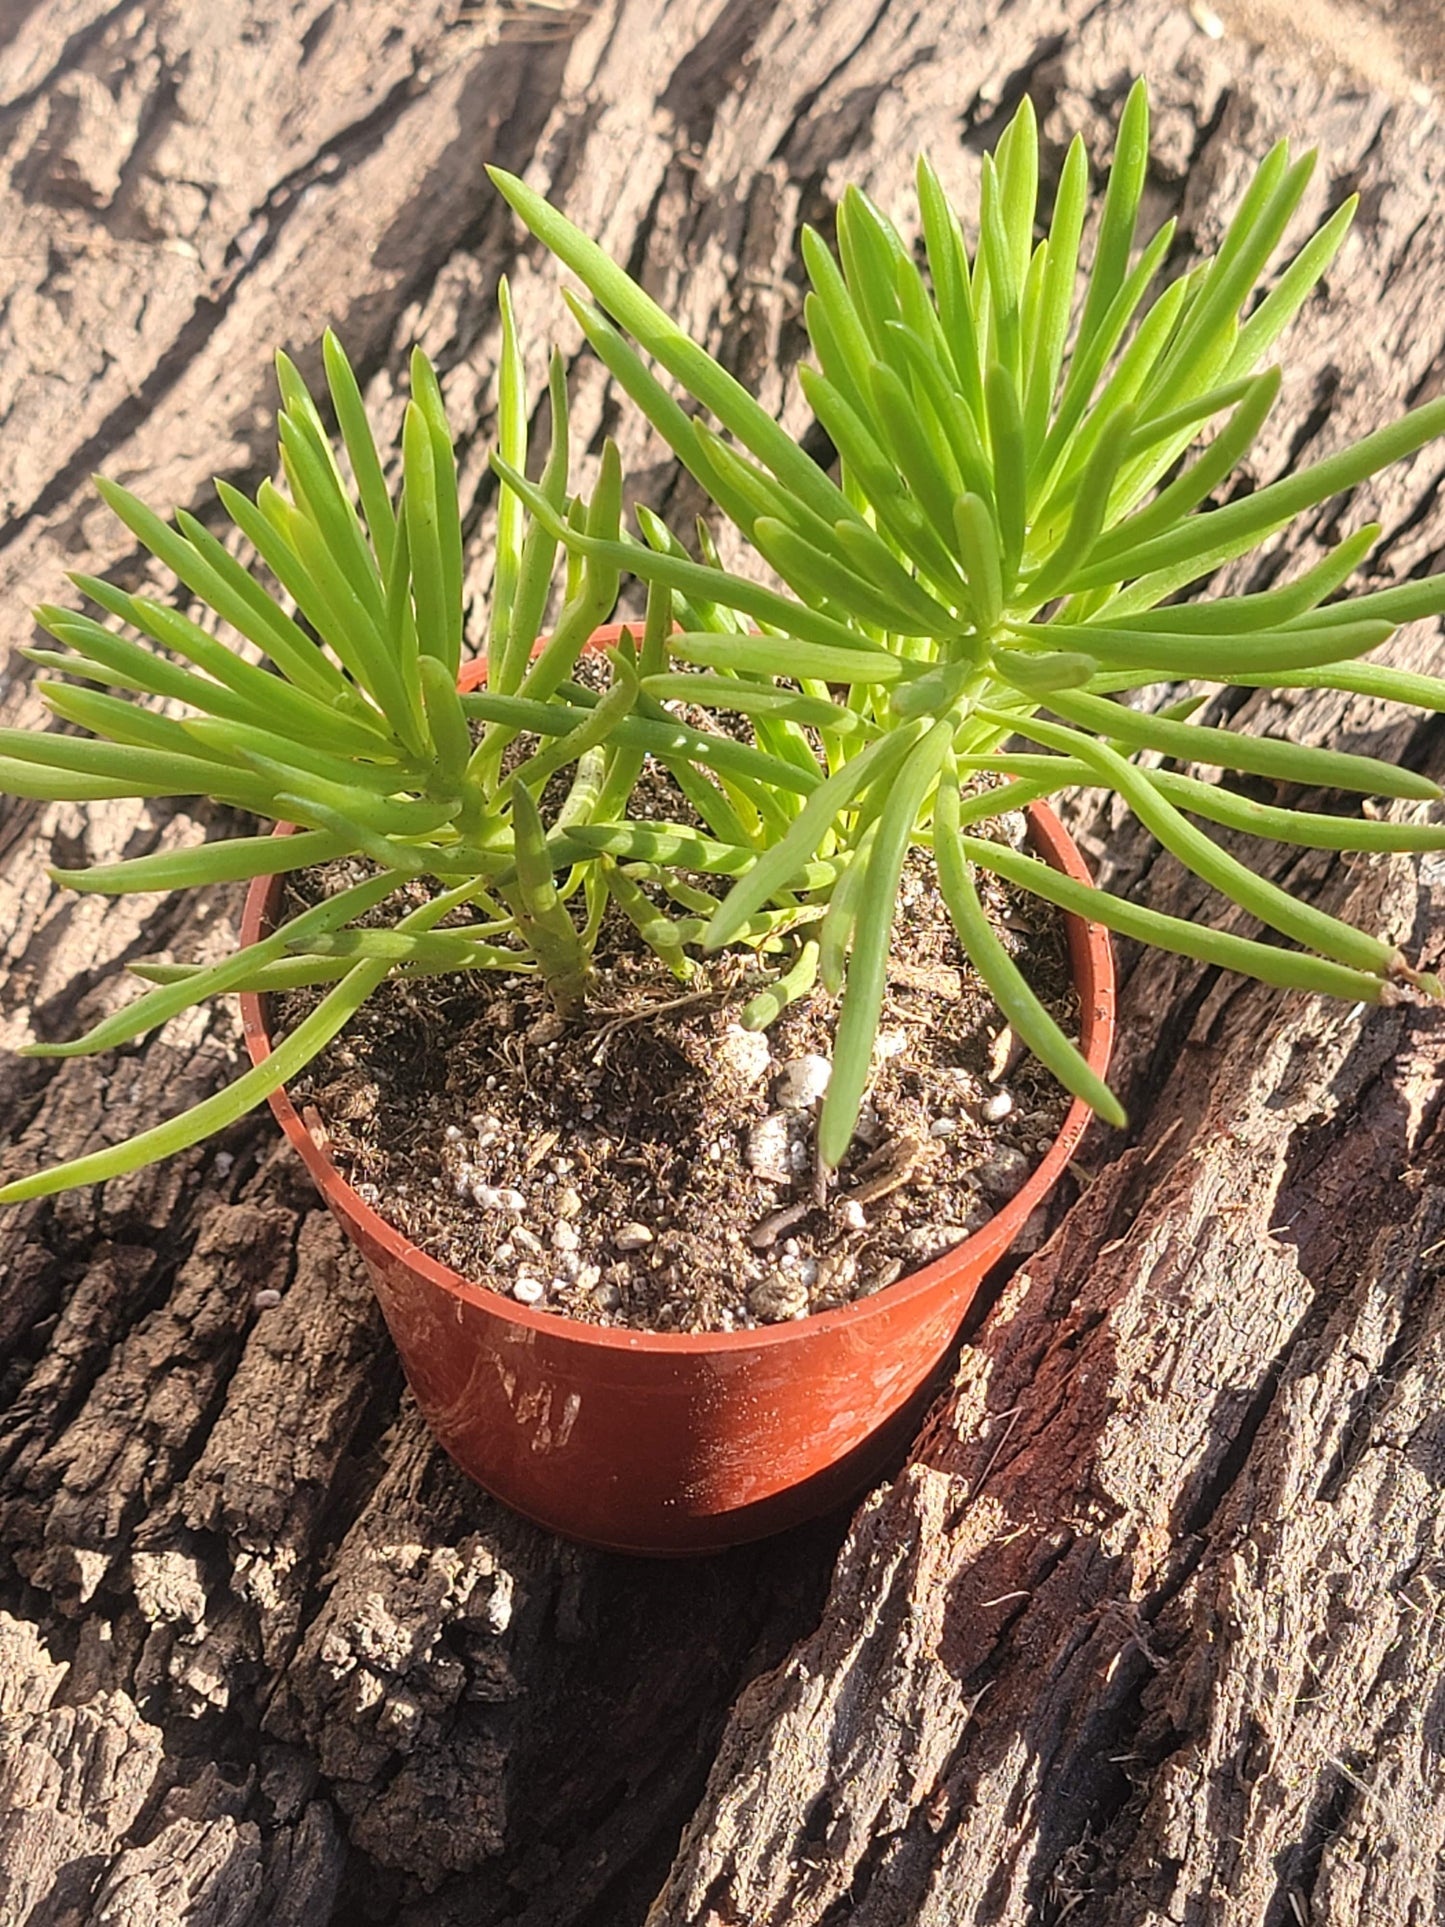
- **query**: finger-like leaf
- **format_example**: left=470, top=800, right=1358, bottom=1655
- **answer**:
left=1145, top=766, right=1445, bottom=851
left=1043, top=684, right=1439, bottom=798
left=489, top=164, right=852, bottom=533
left=0, top=722, right=278, bottom=811
left=1070, top=79, right=1150, bottom=377
left=741, top=937, right=821, bottom=1028
left=668, top=622, right=908, bottom=687
left=1024, top=402, right=1138, bottom=606
left=1024, top=134, right=1088, bottom=450
left=94, top=479, right=346, bottom=703
left=1038, top=216, right=1177, bottom=484
left=490, top=280, right=527, bottom=657
left=864, top=358, right=962, bottom=548
left=1145, top=147, right=1314, bottom=407
left=602, top=856, right=694, bottom=981
left=323, top=328, right=397, bottom=573
left=277, top=410, right=386, bottom=628
left=25, top=870, right=400, bottom=1059
left=1068, top=396, right=1445, bottom=591
left=1224, top=194, right=1356, bottom=378
left=706, top=724, right=927, bottom=949
left=817, top=831, right=874, bottom=995
left=50, top=830, right=348, bottom=895
left=837, top=187, right=907, bottom=356
left=935, top=773, right=1124, bottom=1124
left=1078, top=369, right=1281, bottom=577
left=797, top=366, right=966, bottom=592
left=1103, top=526, right=1379, bottom=632
left=915, top=152, right=985, bottom=423
left=880, top=318, right=993, bottom=506
left=507, top=780, right=590, bottom=1015
left=0, top=956, right=394, bottom=1204
left=818, top=719, right=955, bottom=1165
left=976, top=702, right=1412, bottom=977
left=1012, top=614, right=1394, bottom=677
left=961, top=821, right=1391, bottom=1000
left=640, top=672, right=867, bottom=738
left=1229, top=658, right=1445, bottom=711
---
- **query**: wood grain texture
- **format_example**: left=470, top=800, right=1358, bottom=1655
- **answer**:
left=1, top=2, right=1442, bottom=1922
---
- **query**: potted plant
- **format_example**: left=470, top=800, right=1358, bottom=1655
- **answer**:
left=4, top=82, right=1443, bottom=1553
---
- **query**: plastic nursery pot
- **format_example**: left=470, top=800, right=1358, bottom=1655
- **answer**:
left=240, top=628, right=1116, bottom=1555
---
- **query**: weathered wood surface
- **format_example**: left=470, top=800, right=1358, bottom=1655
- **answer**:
left=2, top=2, right=1444, bottom=1922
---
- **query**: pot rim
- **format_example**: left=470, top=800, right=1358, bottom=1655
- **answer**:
left=240, top=655, right=1115, bottom=1357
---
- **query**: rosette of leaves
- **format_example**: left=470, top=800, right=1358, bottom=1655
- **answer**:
left=0, top=298, right=671, bottom=1203
left=488, top=79, right=1445, bottom=1168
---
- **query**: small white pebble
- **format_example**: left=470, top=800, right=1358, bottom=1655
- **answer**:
left=513, top=1225, right=544, bottom=1255
left=615, top=1222, right=654, bottom=1250
left=556, top=1187, right=583, bottom=1219
left=796, top=1257, right=819, bottom=1287
left=839, top=1198, right=867, bottom=1231
left=552, top=1220, right=580, bottom=1252
left=749, top=1272, right=811, bottom=1322
left=553, top=1157, right=574, bottom=1175
left=773, top=1053, right=832, bottom=1110
left=512, top=1275, right=545, bottom=1305
left=444, top=1124, right=463, bottom=1143
left=719, top=1024, right=773, bottom=1087
left=471, top=1183, right=525, bottom=1214
left=983, top=1091, right=1014, bottom=1123
left=493, top=1244, right=515, bottom=1266
left=873, top=1030, right=907, bottom=1060
left=252, top=1288, right=282, bottom=1310
left=214, top=1151, right=234, bottom=1178
left=929, top=1116, right=958, bottom=1139
left=987, top=1026, right=1018, bottom=1081
left=746, top=1113, right=793, bottom=1181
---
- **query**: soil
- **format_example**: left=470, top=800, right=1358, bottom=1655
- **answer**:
left=273, top=828, right=1077, bottom=1334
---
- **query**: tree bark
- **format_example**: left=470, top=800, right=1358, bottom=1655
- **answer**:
left=1, top=2, right=1443, bottom=1924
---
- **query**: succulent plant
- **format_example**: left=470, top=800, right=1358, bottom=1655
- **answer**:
left=489, top=78, right=1445, bottom=1164
left=0, top=305, right=655, bottom=1202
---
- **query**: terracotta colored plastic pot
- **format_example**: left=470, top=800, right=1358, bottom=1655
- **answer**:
left=240, top=640, right=1114, bottom=1554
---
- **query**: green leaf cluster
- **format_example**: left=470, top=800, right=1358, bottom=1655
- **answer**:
left=0, top=310, right=680, bottom=1202
left=488, top=78, right=1445, bottom=1165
